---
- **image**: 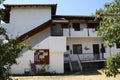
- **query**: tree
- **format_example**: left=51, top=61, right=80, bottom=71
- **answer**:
left=96, top=0, right=120, bottom=47
left=0, top=28, right=29, bottom=79
left=0, top=0, right=30, bottom=79
left=104, top=53, right=120, bottom=77
left=96, top=0, right=120, bottom=77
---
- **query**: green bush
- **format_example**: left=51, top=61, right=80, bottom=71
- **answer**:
left=104, top=52, right=120, bottom=77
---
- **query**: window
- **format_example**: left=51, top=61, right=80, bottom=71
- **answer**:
left=61, top=23, right=69, bottom=28
left=87, top=23, right=99, bottom=31
left=73, top=44, right=82, bottom=54
left=34, top=49, right=49, bottom=64
left=116, top=43, right=120, bottom=48
left=51, top=24, right=62, bottom=36
left=73, top=23, right=80, bottom=31
left=66, top=45, right=70, bottom=50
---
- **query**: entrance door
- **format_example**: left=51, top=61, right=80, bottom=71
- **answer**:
left=93, top=44, right=100, bottom=59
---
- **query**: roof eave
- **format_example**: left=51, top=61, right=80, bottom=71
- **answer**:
left=2, top=4, right=57, bottom=23
left=18, top=19, right=52, bottom=42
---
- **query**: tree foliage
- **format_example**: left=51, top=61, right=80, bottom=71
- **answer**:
left=0, top=27, right=29, bottom=65
left=0, top=0, right=31, bottom=79
left=96, top=0, right=120, bottom=47
left=96, top=0, right=120, bottom=77
left=0, top=27, right=30, bottom=79
left=104, top=53, right=120, bottom=77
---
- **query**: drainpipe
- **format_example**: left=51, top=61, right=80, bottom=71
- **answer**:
left=87, top=25, right=89, bottom=37
left=88, top=28, right=89, bottom=37
left=69, top=25, right=71, bottom=36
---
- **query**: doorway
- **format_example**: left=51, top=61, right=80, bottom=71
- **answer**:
left=93, top=44, right=100, bottom=59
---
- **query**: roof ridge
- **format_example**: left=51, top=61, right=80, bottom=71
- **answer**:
left=3, top=4, right=57, bottom=6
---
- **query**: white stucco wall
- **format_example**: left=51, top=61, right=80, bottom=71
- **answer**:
left=104, top=44, right=120, bottom=58
left=10, top=27, right=51, bottom=74
left=66, top=37, right=120, bottom=60
left=49, top=52, right=64, bottom=73
left=111, top=44, right=120, bottom=54
left=31, top=27, right=51, bottom=49
left=5, top=6, right=51, bottom=38
left=67, top=38, right=103, bottom=60
left=49, top=37, right=66, bottom=73
left=10, top=50, right=35, bottom=74
left=10, top=27, right=66, bottom=74
left=49, top=37, right=66, bottom=52
left=33, top=36, right=66, bottom=73
left=67, top=38, right=102, bottom=53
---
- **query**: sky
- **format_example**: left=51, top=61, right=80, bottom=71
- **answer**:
left=4, top=0, right=114, bottom=16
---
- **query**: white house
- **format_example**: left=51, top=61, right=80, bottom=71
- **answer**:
left=1, top=4, right=120, bottom=74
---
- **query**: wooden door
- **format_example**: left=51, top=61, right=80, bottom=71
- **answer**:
left=93, top=44, right=100, bottom=59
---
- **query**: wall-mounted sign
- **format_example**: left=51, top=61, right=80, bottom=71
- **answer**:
left=34, top=49, right=49, bottom=64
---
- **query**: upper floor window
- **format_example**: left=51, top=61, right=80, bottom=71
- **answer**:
left=73, top=23, right=80, bottom=31
left=61, top=23, right=69, bottom=28
left=51, top=24, right=62, bottom=36
left=87, top=23, right=99, bottom=31
left=116, top=43, right=120, bottom=48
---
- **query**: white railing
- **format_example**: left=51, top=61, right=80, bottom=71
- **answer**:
left=77, top=54, right=82, bottom=72
left=88, top=28, right=98, bottom=37
left=68, top=54, right=73, bottom=72
left=63, top=28, right=88, bottom=37
left=63, top=28, right=99, bottom=37
left=79, top=53, right=94, bottom=61
left=70, top=53, right=104, bottom=61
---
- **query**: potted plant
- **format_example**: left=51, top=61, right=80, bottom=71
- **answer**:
left=37, top=64, right=49, bottom=75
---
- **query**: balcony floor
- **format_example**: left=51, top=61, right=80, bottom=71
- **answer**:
left=81, top=59, right=106, bottom=63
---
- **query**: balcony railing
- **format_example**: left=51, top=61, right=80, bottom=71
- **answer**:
left=63, top=28, right=99, bottom=37
left=88, top=28, right=98, bottom=37
left=64, top=52, right=105, bottom=62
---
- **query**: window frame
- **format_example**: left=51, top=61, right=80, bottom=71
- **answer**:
left=72, top=23, right=80, bottom=31
left=116, top=43, right=120, bottom=48
left=73, top=44, right=82, bottom=54
left=66, top=45, right=70, bottom=51
left=34, top=49, right=49, bottom=64
left=87, top=23, right=99, bottom=31
left=61, top=23, right=69, bottom=28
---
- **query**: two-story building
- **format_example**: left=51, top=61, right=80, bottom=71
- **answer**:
left=1, top=4, right=120, bottom=75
